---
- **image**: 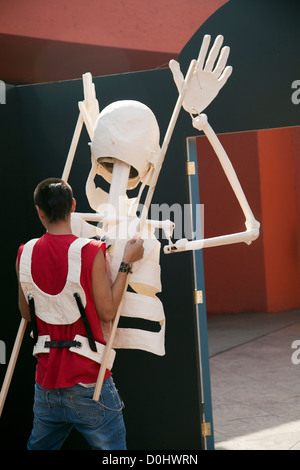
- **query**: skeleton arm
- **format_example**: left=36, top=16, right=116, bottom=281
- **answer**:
left=164, top=35, right=260, bottom=254
left=164, top=114, right=260, bottom=254
left=62, top=73, right=99, bottom=182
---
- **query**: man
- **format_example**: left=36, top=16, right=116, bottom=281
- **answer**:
left=16, top=177, right=144, bottom=450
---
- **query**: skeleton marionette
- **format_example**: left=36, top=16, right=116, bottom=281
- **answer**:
left=68, top=34, right=260, bottom=399
left=0, top=34, right=260, bottom=413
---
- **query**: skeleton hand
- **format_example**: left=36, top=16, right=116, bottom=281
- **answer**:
left=78, top=73, right=100, bottom=139
left=169, top=35, right=233, bottom=115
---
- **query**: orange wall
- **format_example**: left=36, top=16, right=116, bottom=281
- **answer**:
left=197, top=131, right=266, bottom=314
left=291, top=128, right=300, bottom=279
left=197, top=127, right=300, bottom=314
left=258, top=128, right=300, bottom=312
left=0, top=0, right=228, bottom=84
left=0, top=0, right=228, bottom=53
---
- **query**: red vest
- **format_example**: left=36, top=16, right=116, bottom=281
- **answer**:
left=18, top=233, right=112, bottom=389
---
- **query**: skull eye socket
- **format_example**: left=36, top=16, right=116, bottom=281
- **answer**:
left=129, top=166, right=138, bottom=179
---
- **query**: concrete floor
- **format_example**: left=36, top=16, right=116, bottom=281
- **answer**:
left=207, top=309, right=300, bottom=450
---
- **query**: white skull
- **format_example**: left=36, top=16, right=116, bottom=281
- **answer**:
left=91, top=100, right=160, bottom=189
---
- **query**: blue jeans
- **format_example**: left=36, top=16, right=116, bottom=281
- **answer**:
left=27, top=376, right=126, bottom=450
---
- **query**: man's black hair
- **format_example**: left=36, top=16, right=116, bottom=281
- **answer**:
left=34, top=178, right=73, bottom=223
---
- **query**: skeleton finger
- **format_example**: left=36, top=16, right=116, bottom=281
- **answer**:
left=217, top=65, right=233, bottom=87
left=212, top=46, right=230, bottom=79
left=203, top=35, right=224, bottom=72
left=83, top=72, right=93, bottom=103
left=169, top=59, right=185, bottom=91
left=197, top=34, right=211, bottom=70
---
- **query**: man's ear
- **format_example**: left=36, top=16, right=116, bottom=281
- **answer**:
left=35, top=205, right=45, bottom=220
left=35, top=205, right=48, bottom=229
left=71, top=198, right=76, bottom=213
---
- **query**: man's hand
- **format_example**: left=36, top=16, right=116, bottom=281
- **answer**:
left=169, top=35, right=233, bottom=115
left=123, top=238, right=144, bottom=264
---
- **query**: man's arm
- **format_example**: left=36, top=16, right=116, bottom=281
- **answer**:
left=92, top=239, right=144, bottom=323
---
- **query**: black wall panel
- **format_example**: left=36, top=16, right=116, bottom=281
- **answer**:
left=0, top=68, right=203, bottom=450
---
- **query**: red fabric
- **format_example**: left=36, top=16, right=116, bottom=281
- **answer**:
left=18, top=233, right=111, bottom=389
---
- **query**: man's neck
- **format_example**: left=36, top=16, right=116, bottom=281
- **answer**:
left=46, top=219, right=73, bottom=235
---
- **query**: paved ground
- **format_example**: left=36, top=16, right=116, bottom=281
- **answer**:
left=207, top=309, right=300, bottom=450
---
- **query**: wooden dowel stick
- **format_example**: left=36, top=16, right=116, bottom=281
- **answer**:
left=92, top=278, right=129, bottom=401
left=0, top=318, right=27, bottom=417
left=62, top=113, right=84, bottom=182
